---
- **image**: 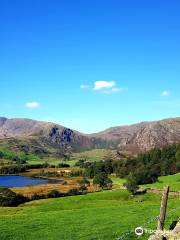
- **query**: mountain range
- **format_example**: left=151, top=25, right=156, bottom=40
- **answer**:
left=0, top=117, right=180, bottom=156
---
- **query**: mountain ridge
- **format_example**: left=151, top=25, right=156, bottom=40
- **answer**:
left=0, top=116, right=180, bottom=154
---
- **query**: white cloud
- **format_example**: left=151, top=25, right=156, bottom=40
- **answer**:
left=94, top=81, right=115, bottom=90
left=161, top=91, right=170, bottom=97
left=80, top=84, right=90, bottom=89
left=25, top=101, right=40, bottom=109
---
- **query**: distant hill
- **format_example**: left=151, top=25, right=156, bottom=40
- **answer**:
left=0, top=117, right=180, bottom=155
left=0, top=117, right=93, bottom=156
left=92, top=118, right=180, bottom=153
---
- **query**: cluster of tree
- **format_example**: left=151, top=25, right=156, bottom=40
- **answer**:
left=69, top=169, right=84, bottom=177
left=83, top=160, right=114, bottom=178
left=115, top=144, right=180, bottom=185
left=26, top=163, right=57, bottom=169
left=0, top=165, right=27, bottom=174
left=79, top=144, right=180, bottom=192
left=0, top=188, right=29, bottom=207
left=26, top=162, right=70, bottom=169
left=58, top=163, right=70, bottom=168
left=77, top=161, right=113, bottom=189
left=0, top=163, right=57, bottom=175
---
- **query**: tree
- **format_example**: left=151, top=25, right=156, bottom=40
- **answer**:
left=79, top=185, right=88, bottom=194
left=0, top=188, right=28, bottom=206
left=67, top=189, right=81, bottom=196
left=93, top=172, right=112, bottom=189
left=125, top=173, right=139, bottom=195
left=78, top=178, right=90, bottom=187
left=104, top=159, right=113, bottom=174
left=47, top=190, right=63, bottom=198
left=78, top=178, right=90, bottom=194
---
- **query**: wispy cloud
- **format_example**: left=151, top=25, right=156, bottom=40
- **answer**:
left=80, top=80, right=124, bottom=94
left=94, top=81, right=115, bottom=90
left=161, top=90, right=170, bottom=97
left=80, top=84, right=90, bottom=89
left=25, top=101, right=40, bottom=109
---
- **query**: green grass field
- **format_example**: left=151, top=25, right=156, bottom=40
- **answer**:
left=0, top=190, right=179, bottom=240
left=142, top=173, right=180, bottom=192
left=111, top=175, right=126, bottom=188
left=111, top=173, right=180, bottom=192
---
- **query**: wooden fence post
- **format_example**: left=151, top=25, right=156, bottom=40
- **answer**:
left=157, top=186, right=170, bottom=231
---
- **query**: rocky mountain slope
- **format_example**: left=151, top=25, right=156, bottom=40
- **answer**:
left=0, top=117, right=93, bottom=155
left=92, top=118, right=180, bottom=153
left=0, top=117, right=180, bottom=155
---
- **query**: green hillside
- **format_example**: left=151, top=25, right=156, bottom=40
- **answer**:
left=142, top=173, right=180, bottom=191
left=0, top=190, right=179, bottom=240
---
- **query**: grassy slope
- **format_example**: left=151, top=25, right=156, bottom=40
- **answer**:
left=72, top=149, right=113, bottom=162
left=142, top=173, right=180, bottom=191
left=111, top=173, right=180, bottom=192
left=27, top=149, right=114, bottom=166
left=0, top=190, right=179, bottom=240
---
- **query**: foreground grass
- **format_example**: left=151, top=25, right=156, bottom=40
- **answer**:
left=0, top=190, right=179, bottom=240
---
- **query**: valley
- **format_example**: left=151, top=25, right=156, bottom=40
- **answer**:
left=0, top=117, right=180, bottom=240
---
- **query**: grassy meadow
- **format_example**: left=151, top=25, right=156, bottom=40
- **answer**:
left=0, top=189, right=179, bottom=240
left=142, top=173, right=180, bottom=192
left=111, top=173, right=180, bottom=192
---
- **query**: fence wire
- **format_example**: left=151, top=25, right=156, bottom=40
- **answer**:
left=116, top=205, right=180, bottom=240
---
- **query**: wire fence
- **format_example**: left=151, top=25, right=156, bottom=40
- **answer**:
left=116, top=205, right=180, bottom=240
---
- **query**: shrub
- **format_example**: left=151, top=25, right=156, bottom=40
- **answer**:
left=124, top=173, right=139, bottom=195
left=0, top=165, right=27, bottom=174
left=31, top=194, right=45, bottom=201
left=0, top=188, right=29, bottom=207
left=78, top=178, right=90, bottom=186
left=58, top=163, right=70, bottom=168
left=67, top=189, right=81, bottom=196
left=93, top=172, right=112, bottom=189
left=79, top=185, right=88, bottom=193
left=47, top=190, right=64, bottom=198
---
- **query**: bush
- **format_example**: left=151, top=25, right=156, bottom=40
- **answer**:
left=93, top=172, right=112, bottom=189
left=67, top=189, right=81, bottom=196
left=0, top=188, right=29, bottom=207
left=124, top=173, right=139, bottom=195
left=0, top=165, right=27, bottom=174
left=47, top=190, right=64, bottom=198
left=79, top=185, right=88, bottom=193
left=58, top=163, right=70, bottom=168
left=78, top=178, right=90, bottom=186
left=31, top=194, right=45, bottom=201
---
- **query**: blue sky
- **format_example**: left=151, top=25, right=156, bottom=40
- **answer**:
left=0, top=0, right=180, bottom=133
